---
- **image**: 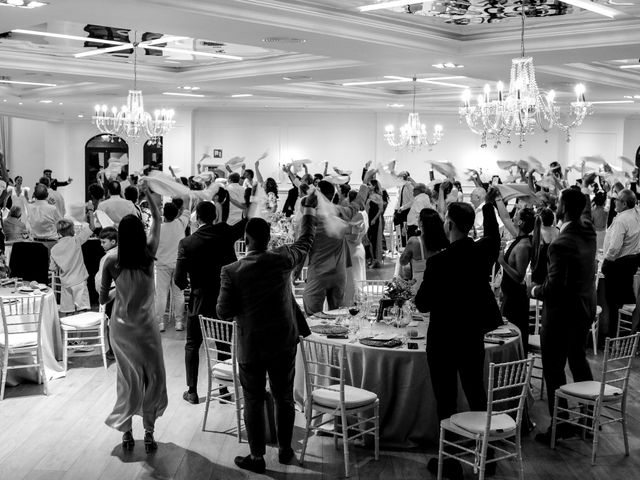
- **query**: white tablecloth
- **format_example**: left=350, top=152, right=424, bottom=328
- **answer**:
left=3, top=287, right=65, bottom=386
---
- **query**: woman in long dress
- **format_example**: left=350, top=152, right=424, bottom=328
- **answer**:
left=366, top=179, right=384, bottom=268
left=7, top=175, right=30, bottom=224
left=99, top=182, right=167, bottom=453
left=344, top=189, right=369, bottom=305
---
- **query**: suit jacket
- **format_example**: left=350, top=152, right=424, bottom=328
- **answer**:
left=216, top=213, right=316, bottom=363
left=415, top=203, right=501, bottom=339
left=533, top=220, right=597, bottom=328
left=174, top=219, right=247, bottom=317
left=282, top=187, right=298, bottom=217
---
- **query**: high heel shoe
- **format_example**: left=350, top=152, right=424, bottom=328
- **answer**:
left=122, top=430, right=134, bottom=451
left=144, top=431, right=157, bottom=453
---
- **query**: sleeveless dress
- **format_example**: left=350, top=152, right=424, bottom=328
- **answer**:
left=103, top=258, right=168, bottom=432
left=411, top=238, right=427, bottom=293
left=500, top=235, right=531, bottom=354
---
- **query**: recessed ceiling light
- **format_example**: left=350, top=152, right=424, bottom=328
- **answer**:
left=590, top=100, right=634, bottom=104
left=0, top=0, right=48, bottom=9
left=231, top=94, right=253, bottom=98
left=2, top=99, right=6, bottom=102
left=387, top=103, right=404, bottom=108
left=262, top=37, right=306, bottom=44
left=58, top=102, right=63, bottom=105
left=0, top=79, right=57, bottom=87
left=162, top=92, right=205, bottom=98
left=18, top=102, right=23, bottom=105
left=39, top=99, right=52, bottom=103
left=77, top=114, right=84, bottom=118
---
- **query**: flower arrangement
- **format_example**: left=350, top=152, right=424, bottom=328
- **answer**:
left=384, top=277, right=416, bottom=306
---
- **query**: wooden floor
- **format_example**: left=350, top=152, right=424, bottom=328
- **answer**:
left=2, top=259, right=640, bottom=479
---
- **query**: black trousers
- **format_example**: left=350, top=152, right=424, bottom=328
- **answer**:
left=185, top=308, right=230, bottom=389
left=427, top=335, right=487, bottom=422
left=238, top=347, right=297, bottom=457
left=406, top=225, right=419, bottom=238
left=541, top=319, right=593, bottom=417
left=602, top=255, right=638, bottom=336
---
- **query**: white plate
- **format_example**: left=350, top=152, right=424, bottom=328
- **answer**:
left=18, top=287, right=34, bottom=292
left=407, top=335, right=425, bottom=340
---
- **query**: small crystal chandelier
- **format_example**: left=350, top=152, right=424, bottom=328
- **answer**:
left=385, top=77, right=443, bottom=151
left=459, top=2, right=592, bottom=148
left=93, top=38, right=175, bottom=140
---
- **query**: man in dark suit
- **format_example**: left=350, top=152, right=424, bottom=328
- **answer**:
left=530, top=188, right=596, bottom=443
left=415, top=201, right=501, bottom=479
left=216, top=195, right=317, bottom=474
left=174, top=201, right=247, bottom=404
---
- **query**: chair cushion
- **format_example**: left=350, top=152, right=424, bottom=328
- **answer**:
left=61, top=312, right=103, bottom=329
left=450, top=412, right=516, bottom=435
left=312, top=384, right=377, bottom=409
left=620, top=304, right=635, bottom=314
left=528, top=334, right=541, bottom=350
left=0, top=332, right=37, bottom=348
left=212, top=360, right=234, bottom=381
left=559, top=381, right=623, bottom=400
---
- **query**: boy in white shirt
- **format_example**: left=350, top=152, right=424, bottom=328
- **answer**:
left=50, top=219, right=93, bottom=314
left=155, top=197, right=190, bottom=332
left=95, top=226, right=118, bottom=360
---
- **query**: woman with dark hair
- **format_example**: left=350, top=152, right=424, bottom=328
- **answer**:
left=400, top=208, right=449, bottom=293
left=254, top=158, right=279, bottom=215
left=592, top=191, right=608, bottom=250
left=366, top=179, right=384, bottom=268
left=213, top=187, right=230, bottom=224
left=99, top=182, right=167, bottom=453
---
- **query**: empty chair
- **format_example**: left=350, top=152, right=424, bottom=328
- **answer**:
left=60, top=305, right=108, bottom=372
left=9, top=241, right=49, bottom=284
left=551, top=333, right=640, bottom=465
left=299, top=337, right=379, bottom=478
left=199, top=316, right=243, bottom=440
left=437, top=358, right=534, bottom=480
left=0, top=294, right=46, bottom=400
left=356, top=279, right=386, bottom=302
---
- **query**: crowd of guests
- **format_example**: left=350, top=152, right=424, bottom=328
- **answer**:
left=2, top=148, right=639, bottom=476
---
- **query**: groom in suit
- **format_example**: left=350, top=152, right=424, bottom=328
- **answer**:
left=217, top=194, right=317, bottom=474
left=530, top=188, right=596, bottom=443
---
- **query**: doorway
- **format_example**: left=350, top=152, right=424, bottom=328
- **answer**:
left=84, top=134, right=128, bottom=201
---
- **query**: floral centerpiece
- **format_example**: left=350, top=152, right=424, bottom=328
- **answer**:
left=268, top=214, right=295, bottom=249
left=384, top=277, right=416, bottom=307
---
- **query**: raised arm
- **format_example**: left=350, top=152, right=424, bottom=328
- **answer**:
left=141, top=183, right=161, bottom=255
left=255, top=160, right=264, bottom=187
left=494, top=192, right=518, bottom=238
left=323, top=161, right=329, bottom=177
left=282, top=195, right=317, bottom=269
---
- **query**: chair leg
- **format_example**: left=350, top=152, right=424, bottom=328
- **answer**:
left=551, top=394, right=560, bottom=449
left=0, top=360, right=6, bottom=401
left=621, top=400, right=630, bottom=456
left=39, top=345, right=48, bottom=396
left=235, top=389, right=243, bottom=442
left=591, top=405, right=601, bottom=465
left=62, top=330, right=69, bottom=372
left=341, top=408, right=350, bottom=478
left=202, top=375, right=212, bottom=432
left=374, top=403, right=379, bottom=461
left=437, top=427, right=445, bottom=480
left=516, top=429, right=525, bottom=480
left=99, top=328, right=107, bottom=370
left=478, top=437, right=489, bottom=480
left=592, top=322, right=598, bottom=355
left=299, top=402, right=312, bottom=466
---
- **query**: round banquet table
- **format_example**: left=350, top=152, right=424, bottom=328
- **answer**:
left=293, top=311, right=523, bottom=449
left=2, top=286, right=65, bottom=386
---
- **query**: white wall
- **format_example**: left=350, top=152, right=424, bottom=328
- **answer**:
left=8, top=118, right=46, bottom=189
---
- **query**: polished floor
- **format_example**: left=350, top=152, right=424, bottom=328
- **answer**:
left=2, top=260, right=640, bottom=479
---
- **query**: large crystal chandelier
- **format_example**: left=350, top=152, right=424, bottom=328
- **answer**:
left=385, top=77, right=443, bottom=151
left=93, top=40, right=175, bottom=140
left=459, top=3, right=592, bottom=148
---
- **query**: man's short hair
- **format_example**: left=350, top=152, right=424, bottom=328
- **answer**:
left=88, top=183, right=104, bottom=200
left=313, top=173, right=324, bottom=182
left=43, top=169, right=52, bottom=175
left=172, top=197, right=184, bottom=210
left=446, top=202, right=475, bottom=235
left=99, top=226, right=118, bottom=242
left=339, top=184, right=351, bottom=197
left=196, top=201, right=216, bottom=224
left=38, top=176, right=50, bottom=187
left=246, top=218, right=270, bottom=251
left=560, top=188, right=586, bottom=221
left=107, top=181, right=121, bottom=196
left=228, top=172, right=240, bottom=184
left=618, top=189, right=637, bottom=210
left=413, top=183, right=428, bottom=195
left=519, top=207, right=536, bottom=235
left=163, top=202, right=179, bottom=222
left=317, top=180, right=335, bottom=201
left=56, top=219, right=75, bottom=237
left=34, top=183, right=49, bottom=200
left=9, top=206, right=21, bottom=218
left=124, top=185, right=138, bottom=203
left=399, top=171, right=410, bottom=180
left=244, top=169, right=254, bottom=179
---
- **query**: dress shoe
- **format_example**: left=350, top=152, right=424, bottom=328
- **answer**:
left=183, top=390, right=199, bottom=405
left=159, top=322, right=165, bottom=332
left=175, top=321, right=184, bottom=331
left=234, top=454, right=266, bottom=474
left=279, top=447, right=295, bottom=464
left=106, top=350, right=115, bottom=362
left=535, top=425, right=576, bottom=445
left=427, top=457, right=463, bottom=480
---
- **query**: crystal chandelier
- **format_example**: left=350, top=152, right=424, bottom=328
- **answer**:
left=385, top=77, right=443, bottom=152
left=459, top=4, right=592, bottom=148
left=93, top=40, right=175, bottom=140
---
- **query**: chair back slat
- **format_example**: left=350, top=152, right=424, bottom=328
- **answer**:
left=234, top=240, right=247, bottom=258
left=601, top=333, right=640, bottom=394
left=486, top=358, right=534, bottom=426
left=0, top=295, right=45, bottom=344
left=299, top=337, right=346, bottom=404
left=356, top=280, right=386, bottom=299
left=199, top=316, right=236, bottom=371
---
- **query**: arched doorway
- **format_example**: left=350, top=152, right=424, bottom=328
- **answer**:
left=85, top=134, right=128, bottom=200
left=143, top=137, right=163, bottom=172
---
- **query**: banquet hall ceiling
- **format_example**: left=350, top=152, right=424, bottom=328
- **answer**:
left=1, top=0, right=640, bottom=121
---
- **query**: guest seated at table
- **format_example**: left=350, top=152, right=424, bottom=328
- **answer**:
left=30, top=183, right=62, bottom=244
left=415, top=201, right=501, bottom=479
left=50, top=218, right=95, bottom=315
left=400, top=207, right=448, bottom=294
left=3, top=206, right=28, bottom=242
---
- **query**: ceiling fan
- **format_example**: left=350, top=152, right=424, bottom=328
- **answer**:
left=359, top=0, right=624, bottom=19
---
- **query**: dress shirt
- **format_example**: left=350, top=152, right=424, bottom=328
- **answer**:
left=50, top=226, right=92, bottom=287
left=406, top=193, right=433, bottom=227
left=29, top=200, right=62, bottom=240
left=48, top=188, right=66, bottom=218
left=603, top=207, right=640, bottom=261
left=97, top=196, right=138, bottom=226
left=156, top=209, right=190, bottom=267
left=226, top=183, right=245, bottom=225
left=95, top=246, right=117, bottom=295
